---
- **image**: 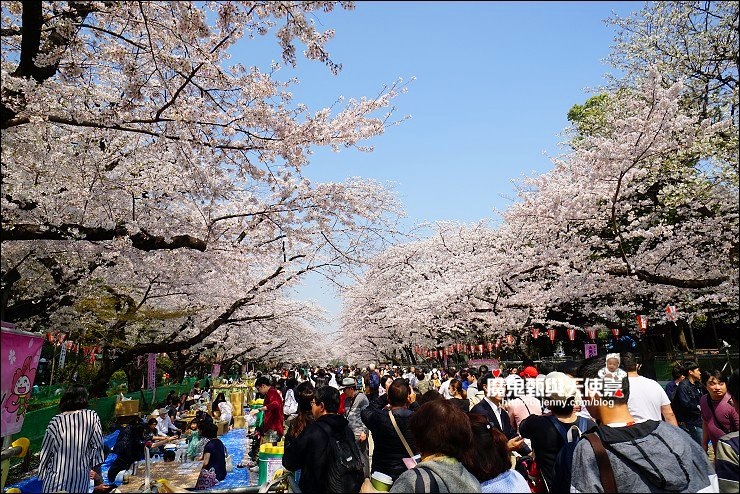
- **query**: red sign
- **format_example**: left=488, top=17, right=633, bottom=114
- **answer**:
left=586, top=328, right=597, bottom=340
left=567, top=328, right=576, bottom=341
left=548, top=329, right=557, bottom=343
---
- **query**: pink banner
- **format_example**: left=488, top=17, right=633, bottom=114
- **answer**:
left=584, top=343, right=598, bottom=358
left=211, top=364, right=221, bottom=378
left=2, top=323, right=44, bottom=437
left=147, top=353, right=156, bottom=390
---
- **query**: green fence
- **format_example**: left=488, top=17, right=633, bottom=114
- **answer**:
left=8, top=378, right=202, bottom=475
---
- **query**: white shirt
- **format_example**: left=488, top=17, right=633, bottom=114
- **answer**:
left=627, top=375, right=671, bottom=423
left=156, top=414, right=175, bottom=436
left=438, top=378, right=454, bottom=399
left=484, top=396, right=505, bottom=430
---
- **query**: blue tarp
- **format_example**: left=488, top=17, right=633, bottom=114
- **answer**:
left=8, top=428, right=260, bottom=492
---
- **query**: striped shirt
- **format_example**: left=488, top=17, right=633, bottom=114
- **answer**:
left=38, top=409, right=105, bottom=493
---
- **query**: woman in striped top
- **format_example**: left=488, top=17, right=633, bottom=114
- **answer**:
left=38, top=385, right=105, bottom=493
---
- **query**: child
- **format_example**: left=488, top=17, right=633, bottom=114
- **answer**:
left=598, top=353, right=627, bottom=380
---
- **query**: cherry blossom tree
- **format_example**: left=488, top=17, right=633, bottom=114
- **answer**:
left=1, top=1, right=408, bottom=393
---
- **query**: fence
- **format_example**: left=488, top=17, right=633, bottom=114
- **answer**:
left=6, top=378, right=203, bottom=480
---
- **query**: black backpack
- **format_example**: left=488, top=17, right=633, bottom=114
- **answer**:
left=551, top=415, right=589, bottom=492
left=318, top=422, right=365, bottom=493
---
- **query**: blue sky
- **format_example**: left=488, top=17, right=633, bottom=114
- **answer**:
left=232, top=1, right=640, bottom=331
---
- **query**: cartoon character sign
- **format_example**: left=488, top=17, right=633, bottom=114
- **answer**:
left=4, top=356, right=35, bottom=422
left=2, top=326, right=44, bottom=437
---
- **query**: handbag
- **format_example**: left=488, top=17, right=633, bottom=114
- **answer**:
left=195, top=467, right=219, bottom=490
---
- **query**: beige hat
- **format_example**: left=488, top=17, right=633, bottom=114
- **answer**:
left=543, top=371, right=578, bottom=402
left=340, top=377, right=357, bottom=389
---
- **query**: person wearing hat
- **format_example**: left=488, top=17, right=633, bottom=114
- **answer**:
left=155, top=407, right=181, bottom=438
left=341, top=376, right=371, bottom=477
left=519, top=371, right=596, bottom=492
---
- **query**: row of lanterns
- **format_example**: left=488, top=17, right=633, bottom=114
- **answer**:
left=415, top=307, right=678, bottom=359
left=46, top=331, right=102, bottom=363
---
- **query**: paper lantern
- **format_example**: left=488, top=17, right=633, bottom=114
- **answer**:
left=531, top=328, right=540, bottom=340
left=636, top=315, right=648, bottom=333
left=586, top=328, right=597, bottom=340
left=506, top=334, right=514, bottom=346
left=665, top=305, right=678, bottom=322
left=567, top=329, right=576, bottom=341
left=547, top=329, right=556, bottom=343
left=611, top=328, right=620, bottom=337
left=494, top=338, right=502, bottom=349
left=486, top=341, right=494, bottom=352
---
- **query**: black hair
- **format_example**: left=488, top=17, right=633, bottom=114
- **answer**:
left=701, top=369, right=729, bottom=386
left=148, top=418, right=158, bottom=426
left=620, top=352, right=638, bottom=372
left=59, top=385, right=89, bottom=412
left=671, top=363, right=685, bottom=380
left=200, top=421, right=218, bottom=439
left=314, top=385, right=340, bottom=413
left=255, top=376, right=270, bottom=388
left=537, top=361, right=555, bottom=376
left=388, top=378, right=411, bottom=407
left=556, top=360, right=581, bottom=377
left=682, top=361, right=699, bottom=377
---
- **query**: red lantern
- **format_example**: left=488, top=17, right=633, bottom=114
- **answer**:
left=567, top=328, right=576, bottom=341
left=486, top=341, right=494, bottom=352
left=57, top=332, right=67, bottom=344
left=506, top=334, right=514, bottom=346
left=636, top=315, right=648, bottom=333
left=611, top=328, right=620, bottom=338
left=665, top=305, right=678, bottom=322
left=548, top=329, right=556, bottom=343
left=65, top=341, right=73, bottom=350
left=455, top=343, right=462, bottom=352
left=46, top=332, right=55, bottom=343
left=531, top=328, right=540, bottom=340
left=495, top=338, right=502, bottom=349
left=586, top=328, right=597, bottom=340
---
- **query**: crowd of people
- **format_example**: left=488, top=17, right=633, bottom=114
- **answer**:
left=36, top=355, right=739, bottom=493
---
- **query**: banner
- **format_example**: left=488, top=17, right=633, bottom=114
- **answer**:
left=584, top=343, right=598, bottom=358
left=211, top=364, right=221, bottom=378
left=147, top=353, right=156, bottom=390
left=2, top=323, right=44, bottom=437
left=58, top=343, right=67, bottom=370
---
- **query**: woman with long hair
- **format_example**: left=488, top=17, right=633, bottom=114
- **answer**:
left=38, top=385, right=105, bottom=493
left=448, top=379, right=470, bottom=412
left=284, top=381, right=316, bottom=442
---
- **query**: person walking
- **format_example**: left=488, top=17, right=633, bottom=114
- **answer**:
left=38, top=385, right=105, bottom=493
left=568, top=356, right=718, bottom=493
left=361, top=378, right=417, bottom=481
left=282, top=386, right=356, bottom=493
left=342, top=377, right=371, bottom=477
left=673, top=361, right=706, bottom=445
left=716, top=370, right=739, bottom=493
left=622, top=352, right=677, bottom=425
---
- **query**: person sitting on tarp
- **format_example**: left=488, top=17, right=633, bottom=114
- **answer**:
left=108, top=419, right=146, bottom=482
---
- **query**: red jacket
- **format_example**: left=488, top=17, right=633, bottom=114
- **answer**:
left=262, top=387, right=284, bottom=435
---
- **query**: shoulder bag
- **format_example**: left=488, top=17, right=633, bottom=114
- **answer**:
left=583, top=433, right=617, bottom=493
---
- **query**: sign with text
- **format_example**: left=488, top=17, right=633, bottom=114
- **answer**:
left=1, top=323, right=44, bottom=437
left=584, top=344, right=598, bottom=358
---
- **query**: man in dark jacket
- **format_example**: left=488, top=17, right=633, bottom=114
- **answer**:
left=107, top=418, right=146, bottom=482
left=470, top=373, right=528, bottom=455
left=360, top=378, right=416, bottom=481
left=672, top=361, right=705, bottom=444
left=282, top=385, right=354, bottom=493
